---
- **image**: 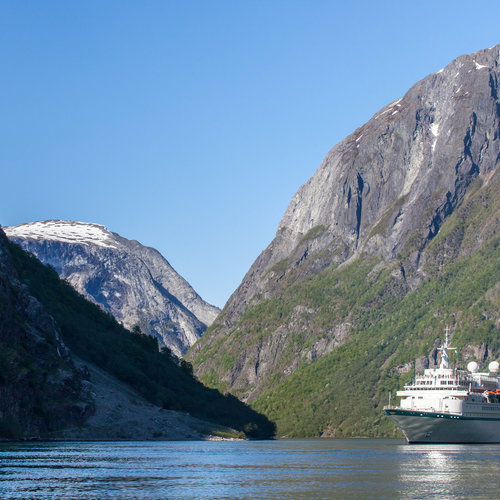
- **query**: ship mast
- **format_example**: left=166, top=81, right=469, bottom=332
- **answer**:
left=437, top=326, right=456, bottom=370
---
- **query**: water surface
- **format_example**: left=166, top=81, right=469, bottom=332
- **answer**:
left=1, top=439, right=499, bottom=498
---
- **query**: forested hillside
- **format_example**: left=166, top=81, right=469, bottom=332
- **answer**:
left=3, top=234, right=274, bottom=439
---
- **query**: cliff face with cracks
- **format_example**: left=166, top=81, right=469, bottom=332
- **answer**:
left=188, top=44, right=500, bottom=426
left=220, top=44, right=500, bottom=329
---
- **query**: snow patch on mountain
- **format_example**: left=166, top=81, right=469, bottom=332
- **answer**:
left=5, top=220, right=119, bottom=249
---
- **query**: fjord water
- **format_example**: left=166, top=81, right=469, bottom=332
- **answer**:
left=1, top=439, right=499, bottom=499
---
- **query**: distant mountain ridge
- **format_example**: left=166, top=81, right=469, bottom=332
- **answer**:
left=5, top=220, right=220, bottom=357
left=188, top=44, right=500, bottom=437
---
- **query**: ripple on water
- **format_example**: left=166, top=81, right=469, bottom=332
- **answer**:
left=1, top=440, right=500, bottom=499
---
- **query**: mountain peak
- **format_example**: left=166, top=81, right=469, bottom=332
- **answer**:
left=278, top=43, right=500, bottom=254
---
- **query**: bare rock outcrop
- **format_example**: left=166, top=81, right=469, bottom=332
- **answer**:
left=222, top=44, right=500, bottom=328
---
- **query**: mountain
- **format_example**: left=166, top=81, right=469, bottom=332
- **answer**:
left=5, top=220, right=220, bottom=357
left=188, top=44, right=500, bottom=437
left=0, top=229, right=93, bottom=438
left=1, top=229, right=275, bottom=439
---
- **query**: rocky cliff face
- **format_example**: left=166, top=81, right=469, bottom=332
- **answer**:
left=220, top=44, right=500, bottom=328
left=0, top=228, right=93, bottom=438
left=188, top=44, right=500, bottom=434
left=5, top=221, right=220, bottom=357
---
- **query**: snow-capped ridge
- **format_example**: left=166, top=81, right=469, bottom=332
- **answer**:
left=5, top=220, right=119, bottom=249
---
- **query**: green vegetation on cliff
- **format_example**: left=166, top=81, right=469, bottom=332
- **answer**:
left=253, top=235, right=500, bottom=437
left=7, top=241, right=275, bottom=439
left=191, top=172, right=500, bottom=438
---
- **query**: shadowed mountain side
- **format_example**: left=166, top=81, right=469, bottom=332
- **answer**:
left=0, top=229, right=93, bottom=439
left=5, top=234, right=275, bottom=439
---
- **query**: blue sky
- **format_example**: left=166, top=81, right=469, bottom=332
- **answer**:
left=1, top=1, right=498, bottom=307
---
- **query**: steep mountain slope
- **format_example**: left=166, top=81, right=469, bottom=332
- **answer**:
left=188, top=44, right=500, bottom=436
left=5, top=220, right=220, bottom=357
left=4, top=232, right=275, bottom=439
left=0, top=229, right=93, bottom=438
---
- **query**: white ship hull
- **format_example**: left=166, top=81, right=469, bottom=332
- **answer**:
left=385, top=409, right=500, bottom=443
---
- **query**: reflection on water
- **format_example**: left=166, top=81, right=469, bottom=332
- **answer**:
left=1, top=440, right=499, bottom=499
left=394, top=443, right=500, bottom=499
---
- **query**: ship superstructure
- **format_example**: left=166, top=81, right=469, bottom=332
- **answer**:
left=384, top=328, right=500, bottom=443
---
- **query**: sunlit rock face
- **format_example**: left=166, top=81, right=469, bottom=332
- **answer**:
left=189, top=44, right=500, bottom=400
left=5, top=220, right=220, bottom=357
left=220, top=44, right=500, bottom=328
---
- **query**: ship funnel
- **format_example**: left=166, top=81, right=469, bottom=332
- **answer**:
left=488, top=361, right=499, bottom=373
left=467, top=361, right=479, bottom=373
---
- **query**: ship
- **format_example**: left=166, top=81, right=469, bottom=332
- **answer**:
left=384, top=328, right=500, bottom=443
